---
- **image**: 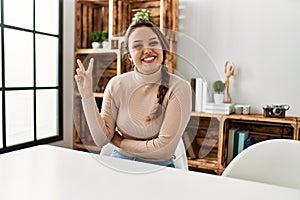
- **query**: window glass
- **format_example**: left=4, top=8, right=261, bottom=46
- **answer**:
left=0, top=0, right=62, bottom=153
left=5, top=90, right=34, bottom=147
left=4, top=0, right=33, bottom=30
left=36, top=34, right=59, bottom=87
left=35, top=0, right=59, bottom=34
left=4, top=29, right=33, bottom=87
left=36, top=89, right=59, bottom=140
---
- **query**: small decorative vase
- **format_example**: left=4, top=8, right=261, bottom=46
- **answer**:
left=92, top=42, right=100, bottom=49
left=102, top=41, right=109, bottom=48
left=214, top=93, right=224, bottom=104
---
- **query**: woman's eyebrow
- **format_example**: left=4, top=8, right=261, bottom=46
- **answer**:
left=132, top=37, right=158, bottom=43
left=149, top=37, right=158, bottom=41
left=133, top=40, right=143, bottom=43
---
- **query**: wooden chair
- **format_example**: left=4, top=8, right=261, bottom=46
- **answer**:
left=100, top=138, right=188, bottom=170
left=222, top=139, right=300, bottom=189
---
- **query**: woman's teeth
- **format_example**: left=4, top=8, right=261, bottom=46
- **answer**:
left=143, top=57, right=155, bottom=62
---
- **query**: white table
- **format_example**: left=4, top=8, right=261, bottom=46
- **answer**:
left=0, top=145, right=299, bottom=200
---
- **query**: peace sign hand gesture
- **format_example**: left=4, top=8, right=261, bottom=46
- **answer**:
left=74, top=58, right=94, bottom=99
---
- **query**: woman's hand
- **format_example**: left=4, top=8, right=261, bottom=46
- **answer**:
left=111, top=131, right=124, bottom=148
left=74, top=58, right=94, bottom=99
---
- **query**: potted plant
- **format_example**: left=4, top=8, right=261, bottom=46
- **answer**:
left=101, top=29, right=109, bottom=48
left=212, top=80, right=225, bottom=104
left=132, top=9, right=154, bottom=23
left=91, top=31, right=101, bottom=49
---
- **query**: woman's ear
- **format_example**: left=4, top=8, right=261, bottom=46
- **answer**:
left=127, top=54, right=132, bottom=61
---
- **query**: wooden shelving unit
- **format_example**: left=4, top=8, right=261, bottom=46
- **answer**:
left=184, top=112, right=299, bottom=175
left=183, top=112, right=221, bottom=173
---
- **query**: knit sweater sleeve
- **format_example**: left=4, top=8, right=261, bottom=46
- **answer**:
left=81, top=79, right=117, bottom=147
left=119, top=79, right=192, bottom=160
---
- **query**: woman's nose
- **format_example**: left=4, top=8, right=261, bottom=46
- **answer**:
left=143, top=47, right=152, bottom=54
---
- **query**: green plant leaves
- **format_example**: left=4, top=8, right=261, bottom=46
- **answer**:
left=132, top=9, right=154, bottom=23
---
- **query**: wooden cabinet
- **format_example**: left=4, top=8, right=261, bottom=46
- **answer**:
left=184, top=112, right=299, bottom=175
left=183, top=112, right=222, bottom=173
left=75, top=0, right=109, bottom=49
left=73, top=0, right=179, bottom=153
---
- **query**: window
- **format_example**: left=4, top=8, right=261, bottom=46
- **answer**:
left=0, top=0, right=63, bottom=153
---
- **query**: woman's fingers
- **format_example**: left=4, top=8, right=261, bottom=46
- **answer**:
left=76, top=58, right=94, bottom=77
left=76, top=59, right=86, bottom=72
left=74, top=74, right=82, bottom=84
left=76, top=68, right=85, bottom=76
left=87, top=58, right=94, bottom=74
left=76, top=59, right=86, bottom=79
left=74, top=58, right=94, bottom=99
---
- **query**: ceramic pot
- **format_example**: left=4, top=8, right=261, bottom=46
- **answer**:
left=92, top=42, right=100, bottom=49
left=214, top=93, right=224, bottom=104
left=102, top=41, right=109, bottom=48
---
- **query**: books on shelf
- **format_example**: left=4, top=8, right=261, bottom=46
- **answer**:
left=227, top=128, right=239, bottom=164
left=203, top=102, right=234, bottom=115
left=244, top=137, right=255, bottom=149
left=233, top=130, right=249, bottom=157
left=190, top=78, right=209, bottom=112
left=227, top=129, right=251, bottom=164
left=190, top=77, right=233, bottom=115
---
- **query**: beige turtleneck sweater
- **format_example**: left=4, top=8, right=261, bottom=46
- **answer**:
left=82, top=67, right=192, bottom=162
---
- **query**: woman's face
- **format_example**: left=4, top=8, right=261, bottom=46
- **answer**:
left=128, top=26, right=163, bottom=74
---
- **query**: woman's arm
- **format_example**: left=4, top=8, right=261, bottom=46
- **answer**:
left=111, top=131, right=123, bottom=148
left=75, top=58, right=117, bottom=147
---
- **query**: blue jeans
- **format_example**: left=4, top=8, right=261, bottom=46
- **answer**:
left=111, top=149, right=175, bottom=168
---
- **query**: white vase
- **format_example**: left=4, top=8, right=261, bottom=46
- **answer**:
left=92, top=42, right=100, bottom=49
left=102, top=41, right=109, bottom=48
left=214, top=93, right=224, bottom=104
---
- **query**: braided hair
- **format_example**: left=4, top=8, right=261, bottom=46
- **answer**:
left=122, top=18, right=170, bottom=123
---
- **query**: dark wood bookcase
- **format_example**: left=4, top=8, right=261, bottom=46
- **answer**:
left=184, top=112, right=299, bottom=175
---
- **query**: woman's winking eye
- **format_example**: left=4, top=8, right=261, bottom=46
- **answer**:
left=149, top=40, right=159, bottom=46
left=132, top=43, right=143, bottom=49
left=131, top=37, right=160, bottom=50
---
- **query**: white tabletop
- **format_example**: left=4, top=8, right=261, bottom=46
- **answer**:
left=0, top=145, right=299, bottom=200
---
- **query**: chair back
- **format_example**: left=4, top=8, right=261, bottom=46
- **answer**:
left=173, top=138, right=188, bottom=170
left=222, top=139, right=300, bottom=189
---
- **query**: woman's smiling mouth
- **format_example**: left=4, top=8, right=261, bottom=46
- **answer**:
left=142, top=56, right=157, bottom=63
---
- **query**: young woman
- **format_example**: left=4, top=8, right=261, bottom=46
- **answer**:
left=74, top=19, right=192, bottom=167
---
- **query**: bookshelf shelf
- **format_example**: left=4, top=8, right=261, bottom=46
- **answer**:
left=184, top=112, right=299, bottom=175
left=188, top=159, right=218, bottom=170
left=75, top=48, right=120, bottom=54
left=74, top=92, right=104, bottom=98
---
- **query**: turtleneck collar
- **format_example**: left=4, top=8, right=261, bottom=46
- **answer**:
left=133, top=66, right=162, bottom=84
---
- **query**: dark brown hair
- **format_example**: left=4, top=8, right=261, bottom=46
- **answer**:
left=122, top=18, right=170, bottom=123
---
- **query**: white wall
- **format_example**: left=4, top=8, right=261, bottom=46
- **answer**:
left=177, top=0, right=300, bottom=116
left=52, top=0, right=75, bottom=148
